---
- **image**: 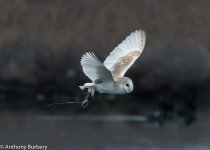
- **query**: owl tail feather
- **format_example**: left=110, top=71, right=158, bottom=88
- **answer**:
left=79, top=86, right=85, bottom=90
left=79, top=83, right=95, bottom=90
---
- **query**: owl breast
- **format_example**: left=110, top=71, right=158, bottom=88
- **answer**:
left=95, top=81, right=126, bottom=94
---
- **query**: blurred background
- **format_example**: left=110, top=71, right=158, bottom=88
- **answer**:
left=0, top=0, right=210, bottom=149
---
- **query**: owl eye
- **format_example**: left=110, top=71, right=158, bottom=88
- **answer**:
left=126, top=83, right=129, bottom=87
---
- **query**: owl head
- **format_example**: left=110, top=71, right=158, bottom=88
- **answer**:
left=122, top=77, right=133, bottom=93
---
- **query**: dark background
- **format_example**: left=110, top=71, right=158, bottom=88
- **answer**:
left=0, top=0, right=210, bottom=150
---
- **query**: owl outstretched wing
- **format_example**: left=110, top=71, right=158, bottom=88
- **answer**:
left=81, top=52, right=114, bottom=82
left=103, top=30, right=146, bottom=79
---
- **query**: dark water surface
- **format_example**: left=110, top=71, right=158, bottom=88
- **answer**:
left=0, top=108, right=210, bottom=150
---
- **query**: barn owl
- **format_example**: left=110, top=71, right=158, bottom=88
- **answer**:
left=79, top=30, right=146, bottom=101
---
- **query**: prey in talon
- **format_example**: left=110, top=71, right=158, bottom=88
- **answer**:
left=79, top=30, right=146, bottom=107
left=81, top=92, right=92, bottom=108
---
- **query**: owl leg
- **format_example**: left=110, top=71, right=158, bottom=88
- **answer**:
left=88, top=89, right=95, bottom=97
left=81, top=88, right=95, bottom=108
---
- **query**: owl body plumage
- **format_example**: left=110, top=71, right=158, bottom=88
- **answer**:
left=80, top=78, right=126, bottom=94
left=79, top=30, right=146, bottom=96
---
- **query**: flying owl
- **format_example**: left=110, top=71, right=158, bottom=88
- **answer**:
left=79, top=30, right=146, bottom=99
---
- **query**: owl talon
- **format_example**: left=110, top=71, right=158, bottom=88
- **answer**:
left=81, top=99, right=88, bottom=108
left=81, top=93, right=91, bottom=108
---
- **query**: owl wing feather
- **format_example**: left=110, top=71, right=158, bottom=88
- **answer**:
left=103, top=30, right=146, bottom=79
left=81, top=52, right=114, bottom=82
